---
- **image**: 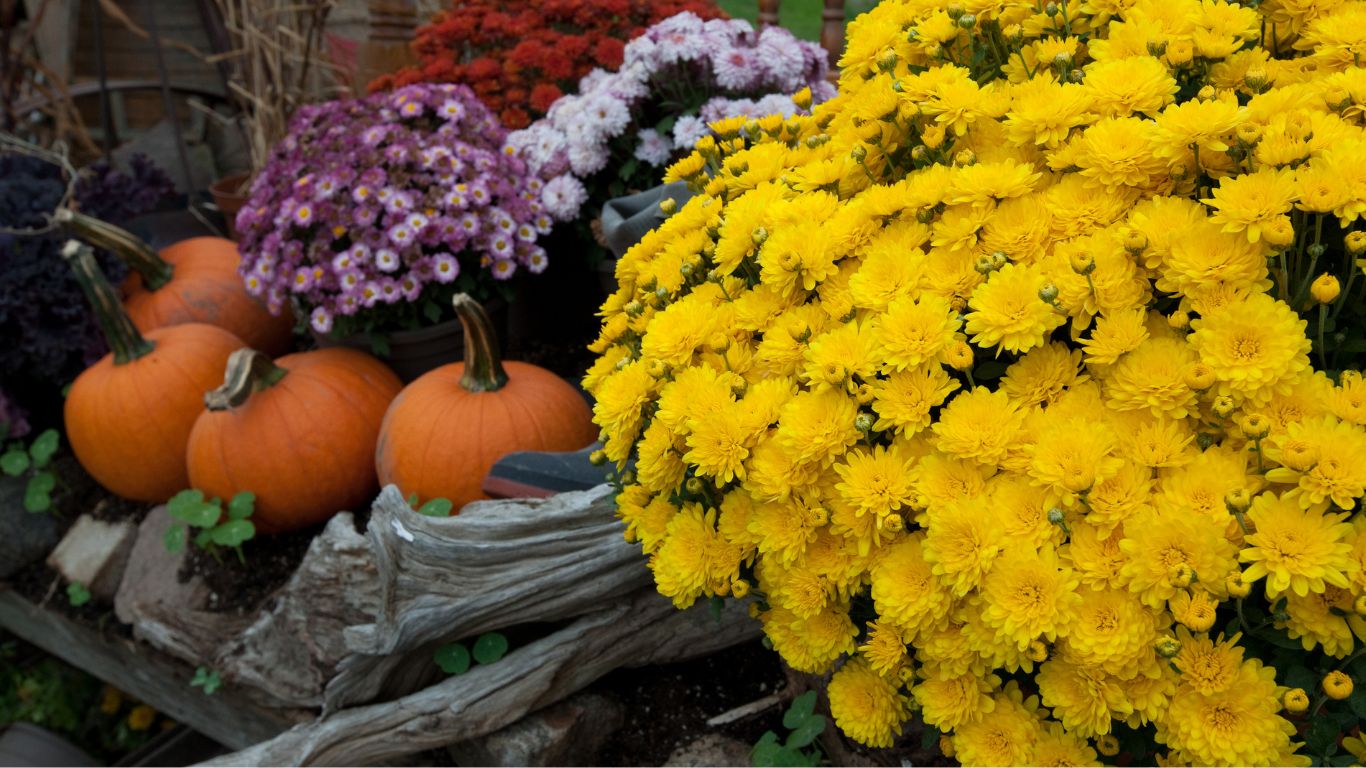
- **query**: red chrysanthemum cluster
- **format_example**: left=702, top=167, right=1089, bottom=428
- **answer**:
left=370, top=0, right=726, bottom=129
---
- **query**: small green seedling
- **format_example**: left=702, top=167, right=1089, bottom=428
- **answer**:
left=65, top=582, right=91, bottom=607
left=190, top=667, right=221, bottom=695
left=434, top=632, right=510, bottom=676
left=408, top=493, right=453, bottom=516
left=1, top=428, right=61, bottom=513
left=164, top=490, right=256, bottom=561
left=751, top=691, right=826, bottom=767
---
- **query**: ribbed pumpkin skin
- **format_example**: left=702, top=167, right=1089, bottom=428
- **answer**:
left=122, top=237, right=294, bottom=356
left=64, top=323, right=243, bottom=502
left=375, top=362, right=597, bottom=511
left=187, top=348, right=403, bottom=533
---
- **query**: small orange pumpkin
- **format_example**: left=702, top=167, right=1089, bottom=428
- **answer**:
left=187, top=347, right=402, bottom=533
left=61, top=241, right=244, bottom=502
left=66, top=211, right=293, bottom=355
left=376, top=294, right=598, bottom=512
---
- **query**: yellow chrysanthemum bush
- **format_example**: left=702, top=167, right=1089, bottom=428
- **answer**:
left=584, top=0, right=1366, bottom=764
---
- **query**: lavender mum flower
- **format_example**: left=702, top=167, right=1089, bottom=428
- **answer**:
left=634, top=129, right=674, bottom=167
left=236, top=83, right=546, bottom=334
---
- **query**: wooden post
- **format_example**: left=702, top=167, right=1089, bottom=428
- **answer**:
left=356, top=0, right=417, bottom=94
left=757, top=0, right=779, bottom=29
left=820, top=0, right=845, bottom=70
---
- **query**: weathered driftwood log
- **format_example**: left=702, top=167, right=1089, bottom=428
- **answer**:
left=204, top=589, right=758, bottom=767
left=323, top=484, right=648, bottom=709
left=115, top=507, right=378, bottom=709
left=117, top=483, right=658, bottom=711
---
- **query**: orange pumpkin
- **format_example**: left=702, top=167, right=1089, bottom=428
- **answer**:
left=66, top=211, right=293, bottom=355
left=376, top=294, right=598, bottom=512
left=187, top=347, right=402, bottom=533
left=61, top=241, right=243, bottom=503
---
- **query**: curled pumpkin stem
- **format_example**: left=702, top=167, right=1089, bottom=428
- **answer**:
left=452, top=293, right=509, bottom=393
left=58, top=208, right=175, bottom=291
left=62, top=240, right=155, bottom=365
left=205, top=349, right=289, bottom=411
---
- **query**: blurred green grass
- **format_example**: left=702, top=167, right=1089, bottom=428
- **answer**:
left=716, top=0, right=881, bottom=41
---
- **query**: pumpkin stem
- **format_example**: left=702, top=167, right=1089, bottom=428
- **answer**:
left=57, top=208, right=174, bottom=291
left=205, top=349, right=289, bottom=411
left=453, top=293, right=508, bottom=393
left=62, top=240, right=156, bottom=364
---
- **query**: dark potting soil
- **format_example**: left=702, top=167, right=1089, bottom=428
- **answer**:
left=595, top=639, right=788, bottom=766
left=176, top=524, right=317, bottom=616
left=7, top=563, right=131, bottom=637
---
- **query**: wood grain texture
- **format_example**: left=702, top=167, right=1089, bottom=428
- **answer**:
left=323, top=484, right=647, bottom=709
left=0, top=589, right=304, bottom=750
left=203, top=589, right=760, bottom=766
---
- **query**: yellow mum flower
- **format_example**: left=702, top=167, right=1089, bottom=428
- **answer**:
left=775, top=388, right=861, bottom=468
left=1283, top=585, right=1355, bottom=657
left=913, top=670, right=1000, bottom=731
left=1265, top=415, right=1366, bottom=510
left=651, top=504, right=741, bottom=608
left=857, top=621, right=909, bottom=677
left=870, top=534, right=954, bottom=639
left=1102, top=336, right=1200, bottom=419
left=980, top=545, right=1083, bottom=650
left=1203, top=168, right=1299, bottom=243
left=1188, top=292, right=1312, bottom=403
left=1119, top=508, right=1239, bottom=608
left=1064, top=587, right=1160, bottom=674
left=1037, top=658, right=1131, bottom=738
left=1027, top=416, right=1124, bottom=499
left=1083, top=55, right=1179, bottom=118
left=931, top=387, right=1026, bottom=467
left=953, top=684, right=1046, bottom=767
left=1080, top=307, right=1150, bottom=366
left=872, top=293, right=961, bottom=372
left=827, top=658, right=909, bottom=748
left=1000, top=342, right=1087, bottom=409
left=1239, top=491, right=1354, bottom=598
left=1160, top=657, right=1294, bottom=766
left=965, top=262, right=1066, bottom=354
left=871, top=364, right=960, bottom=436
left=833, top=444, right=915, bottom=518
left=126, top=704, right=156, bottom=731
left=922, top=499, right=1006, bottom=596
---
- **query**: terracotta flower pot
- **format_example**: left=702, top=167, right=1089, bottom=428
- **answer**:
left=208, top=173, right=251, bottom=240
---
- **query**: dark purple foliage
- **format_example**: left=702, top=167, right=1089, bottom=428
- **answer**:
left=0, top=153, right=174, bottom=429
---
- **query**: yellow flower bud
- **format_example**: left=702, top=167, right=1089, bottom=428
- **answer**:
left=1070, top=251, right=1096, bottom=276
left=748, top=603, right=762, bottom=619
left=1312, top=273, right=1341, bottom=304
left=1185, top=363, right=1215, bottom=391
left=1197, top=85, right=1216, bottom=101
left=127, top=704, right=156, bottom=731
left=1346, top=231, right=1366, bottom=257
left=659, top=198, right=678, bottom=216
left=939, top=736, right=956, bottom=759
left=1224, top=488, right=1251, bottom=513
left=1212, top=395, right=1237, bottom=418
left=792, top=87, right=813, bottom=110
left=922, top=124, right=946, bottom=149
left=1263, top=216, right=1296, bottom=249
left=881, top=513, right=905, bottom=533
left=589, top=449, right=608, bottom=466
left=1096, top=734, right=1121, bottom=757
left=946, top=341, right=975, bottom=370
left=1168, top=310, right=1190, bottom=330
left=1226, top=571, right=1252, bottom=598
left=1354, top=594, right=1366, bottom=617
left=1244, top=68, right=1269, bottom=92
left=1026, top=640, right=1048, bottom=663
left=1324, top=671, right=1354, bottom=700
left=1123, top=230, right=1148, bottom=253
left=685, top=477, right=704, bottom=494
left=1236, top=123, right=1262, bottom=144
left=732, top=579, right=750, bottom=598
left=953, top=148, right=976, bottom=166
left=1167, top=40, right=1194, bottom=66
left=1168, top=563, right=1195, bottom=589
left=1155, top=636, right=1181, bottom=658
left=1283, top=688, right=1310, bottom=714
left=1239, top=413, right=1271, bottom=439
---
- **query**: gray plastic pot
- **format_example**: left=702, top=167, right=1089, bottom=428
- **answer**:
left=0, top=723, right=98, bottom=767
